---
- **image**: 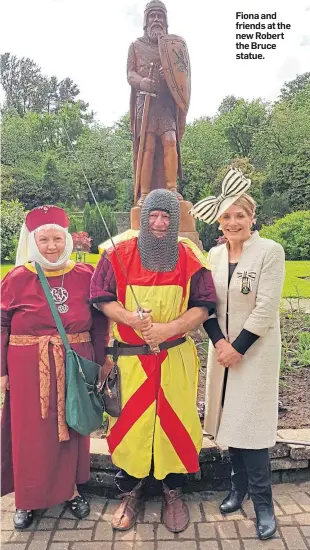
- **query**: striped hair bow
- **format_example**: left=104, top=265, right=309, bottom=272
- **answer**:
left=189, top=168, right=251, bottom=224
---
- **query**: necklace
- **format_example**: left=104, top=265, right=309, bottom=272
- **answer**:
left=46, top=270, right=69, bottom=313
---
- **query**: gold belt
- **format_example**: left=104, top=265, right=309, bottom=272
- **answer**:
left=9, top=332, right=91, bottom=442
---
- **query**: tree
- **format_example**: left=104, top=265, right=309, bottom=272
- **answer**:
left=1, top=53, right=42, bottom=115
left=215, top=99, right=267, bottom=158
left=197, top=220, right=221, bottom=252
left=113, top=112, right=132, bottom=142
left=7, top=154, right=69, bottom=210
left=0, top=53, right=92, bottom=119
left=74, top=123, right=132, bottom=205
left=83, top=202, right=92, bottom=234
left=72, top=231, right=92, bottom=261
left=253, top=84, right=310, bottom=211
left=218, top=95, right=238, bottom=114
left=115, top=179, right=134, bottom=211
left=279, top=72, right=310, bottom=102
left=1, top=199, right=25, bottom=260
left=83, top=203, right=117, bottom=253
left=258, top=192, right=291, bottom=226
left=260, top=211, right=310, bottom=260
left=266, top=147, right=310, bottom=210
left=42, top=156, right=62, bottom=203
left=180, top=117, right=233, bottom=204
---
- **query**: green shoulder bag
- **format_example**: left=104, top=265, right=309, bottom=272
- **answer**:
left=36, top=263, right=104, bottom=436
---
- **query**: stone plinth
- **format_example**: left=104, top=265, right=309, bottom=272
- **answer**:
left=130, top=206, right=141, bottom=230
left=82, top=432, right=310, bottom=497
left=179, top=200, right=196, bottom=232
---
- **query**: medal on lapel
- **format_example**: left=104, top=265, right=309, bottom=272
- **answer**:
left=237, top=271, right=256, bottom=294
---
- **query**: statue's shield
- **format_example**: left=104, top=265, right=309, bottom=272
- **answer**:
left=159, top=34, right=191, bottom=114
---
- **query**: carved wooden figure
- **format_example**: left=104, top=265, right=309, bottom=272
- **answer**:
left=127, top=0, right=191, bottom=206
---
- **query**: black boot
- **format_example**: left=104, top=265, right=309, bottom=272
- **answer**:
left=242, top=449, right=277, bottom=540
left=255, top=504, right=277, bottom=540
left=220, top=447, right=248, bottom=514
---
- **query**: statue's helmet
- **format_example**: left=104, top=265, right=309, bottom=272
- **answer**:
left=143, top=0, right=168, bottom=30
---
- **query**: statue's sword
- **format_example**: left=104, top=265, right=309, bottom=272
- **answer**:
left=61, top=124, right=160, bottom=354
left=134, top=62, right=157, bottom=205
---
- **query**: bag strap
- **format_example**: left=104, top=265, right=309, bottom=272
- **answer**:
left=36, top=262, right=71, bottom=353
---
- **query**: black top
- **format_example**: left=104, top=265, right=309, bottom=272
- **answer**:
left=204, top=262, right=259, bottom=354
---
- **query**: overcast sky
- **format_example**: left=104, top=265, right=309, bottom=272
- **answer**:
left=1, top=0, right=309, bottom=125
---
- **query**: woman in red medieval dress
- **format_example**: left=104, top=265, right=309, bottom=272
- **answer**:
left=1, top=205, right=108, bottom=530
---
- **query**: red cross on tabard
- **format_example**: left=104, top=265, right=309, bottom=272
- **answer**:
left=106, top=322, right=199, bottom=473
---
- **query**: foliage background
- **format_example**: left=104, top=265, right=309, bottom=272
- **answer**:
left=1, top=53, right=309, bottom=264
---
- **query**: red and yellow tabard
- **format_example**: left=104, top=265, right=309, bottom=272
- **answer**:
left=104, top=234, right=209, bottom=480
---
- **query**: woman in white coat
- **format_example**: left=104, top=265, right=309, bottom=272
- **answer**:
left=190, top=168, right=285, bottom=541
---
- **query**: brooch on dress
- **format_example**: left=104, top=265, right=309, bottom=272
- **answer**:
left=237, top=271, right=256, bottom=294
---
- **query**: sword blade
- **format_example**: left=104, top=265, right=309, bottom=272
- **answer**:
left=62, top=123, right=160, bottom=354
left=134, top=62, right=156, bottom=205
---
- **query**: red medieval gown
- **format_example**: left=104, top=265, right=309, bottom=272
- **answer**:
left=1, top=261, right=108, bottom=510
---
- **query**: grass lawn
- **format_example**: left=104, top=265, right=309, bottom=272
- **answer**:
left=1, top=258, right=310, bottom=299
left=282, top=261, right=310, bottom=298
left=0, top=253, right=100, bottom=279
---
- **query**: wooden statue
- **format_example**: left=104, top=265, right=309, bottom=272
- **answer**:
left=127, top=0, right=191, bottom=206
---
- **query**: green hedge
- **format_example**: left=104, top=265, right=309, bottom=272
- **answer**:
left=260, top=211, right=310, bottom=260
left=1, top=199, right=25, bottom=261
left=83, top=202, right=117, bottom=253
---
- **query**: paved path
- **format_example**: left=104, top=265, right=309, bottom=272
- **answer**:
left=2, top=481, right=310, bottom=549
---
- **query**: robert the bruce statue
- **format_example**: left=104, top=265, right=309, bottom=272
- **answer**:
left=127, top=0, right=190, bottom=206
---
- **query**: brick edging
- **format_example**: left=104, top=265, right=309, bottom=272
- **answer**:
left=83, top=429, right=310, bottom=496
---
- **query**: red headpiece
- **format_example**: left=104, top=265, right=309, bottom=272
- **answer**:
left=25, top=206, right=69, bottom=232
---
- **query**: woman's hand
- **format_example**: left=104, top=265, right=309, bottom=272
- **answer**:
left=215, top=340, right=242, bottom=367
left=1, top=375, right=9, bottom=393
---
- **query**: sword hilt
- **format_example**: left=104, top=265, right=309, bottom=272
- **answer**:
left=139, top=91, right=157, bottom=97
left=149, top=61, right=156, bottom=79
left=137, top=307, right=160, bottom=355
left=139, top=62, right=158, bottom=97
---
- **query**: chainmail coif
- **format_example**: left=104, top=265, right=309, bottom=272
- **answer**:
left=138, top=189, right=180, bottom=272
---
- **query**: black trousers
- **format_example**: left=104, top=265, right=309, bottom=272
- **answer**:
left=229, top=447, right=273, bottom=509
left=115, top=469, right=185, bottom=493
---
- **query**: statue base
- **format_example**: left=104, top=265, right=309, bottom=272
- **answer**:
left=130, top=200, right=202, bottom=249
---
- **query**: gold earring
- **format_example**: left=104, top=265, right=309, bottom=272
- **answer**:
left=218, top=225, right=222, bottom=231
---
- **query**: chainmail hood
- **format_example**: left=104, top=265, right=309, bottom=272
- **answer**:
left=138, top=189, right=180, bottom=272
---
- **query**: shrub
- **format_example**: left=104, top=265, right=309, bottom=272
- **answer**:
left=297, top=332, right=310, bottom=367
left=72, top=231, right=92, bottom=262
left=69, top=214, right=83, bottom=233
left=260, top=210, right=310, bottom=260
left=1, top=200, right=25, bottom=260
left=83, top=202, right=117, bottom=253
left=196, top=220, right=221, bottom=252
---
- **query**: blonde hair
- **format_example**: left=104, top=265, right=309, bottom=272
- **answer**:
left=233, top=193, right=256, bottom=218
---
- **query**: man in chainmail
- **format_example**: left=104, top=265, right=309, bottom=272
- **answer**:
left=138, top=189, right=180, bottom=271
left=90, top=190, right=216, bottom=533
